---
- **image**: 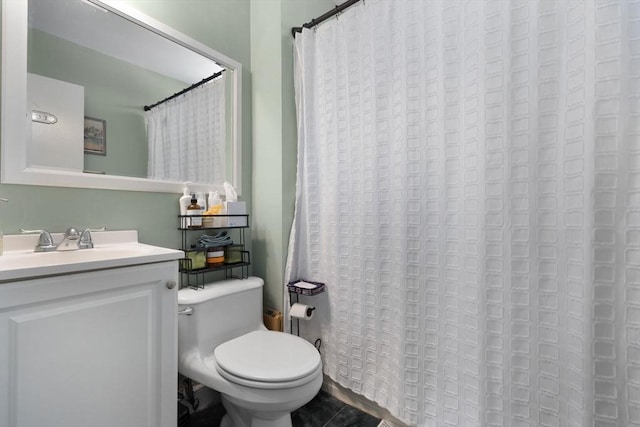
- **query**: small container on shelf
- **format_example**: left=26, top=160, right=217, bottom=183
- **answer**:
left=224, top=244, right=244, bottom=264
left=183, top=249, right=207, bottom=270
left=226, top=202, right=247, bottom=227
left=206, top=247, right=225, bottom=268
left=202, top=215, right=215, bottom=228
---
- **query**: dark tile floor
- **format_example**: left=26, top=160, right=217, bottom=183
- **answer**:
left=183, top=390, right=380, bottom=427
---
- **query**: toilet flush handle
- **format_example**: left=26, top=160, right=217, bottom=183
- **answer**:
left=178, top=307, right=193, bottom=316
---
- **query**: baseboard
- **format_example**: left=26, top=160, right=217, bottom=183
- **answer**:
left=378, top=421, right=405, bottom=427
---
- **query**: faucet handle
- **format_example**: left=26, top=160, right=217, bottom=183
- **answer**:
left=20, top=228, right=56, bottom=252
left=78, top=227, right=105, bottom=249
left=79, top=229, right=94, bottom=249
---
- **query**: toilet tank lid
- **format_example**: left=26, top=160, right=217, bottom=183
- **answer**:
left=178, top=277, right=264, bottom=305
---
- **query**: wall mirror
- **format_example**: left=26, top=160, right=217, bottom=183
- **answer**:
left=1, top=0, right=242, bottom=194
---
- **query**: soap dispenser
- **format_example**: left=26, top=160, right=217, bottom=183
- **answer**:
left=179, top=183, right=191, bottom=228
left=186, top=195, right=203, bottom=229
left=196, top=191, right=207, bottom=212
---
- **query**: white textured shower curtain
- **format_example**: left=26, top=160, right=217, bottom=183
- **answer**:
left=287, top=0, right=640, bottom=426
left=146, top=73, right=226, bottom=183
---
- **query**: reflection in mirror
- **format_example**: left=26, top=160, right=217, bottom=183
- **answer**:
left=28, top=0, right=226, bottom=182
left=145, top=71, right=227, bottom=184
left=1, top=0, right=242, bottom=193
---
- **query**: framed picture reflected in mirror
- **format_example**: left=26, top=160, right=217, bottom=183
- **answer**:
left=84, top=117, right=106, bottom=156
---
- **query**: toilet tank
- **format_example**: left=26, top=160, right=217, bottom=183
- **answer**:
left=178, top=277, right=265, bottom=353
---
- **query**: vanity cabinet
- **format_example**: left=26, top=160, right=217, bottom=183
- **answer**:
left=0, top=261, right=178, bottom=427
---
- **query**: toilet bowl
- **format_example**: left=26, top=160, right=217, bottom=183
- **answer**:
left=178, top=277, right=322, bottom=427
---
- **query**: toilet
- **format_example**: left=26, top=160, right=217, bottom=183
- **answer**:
left=177, top=277, right=322, bottom=427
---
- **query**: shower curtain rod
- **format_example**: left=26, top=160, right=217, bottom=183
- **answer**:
left=291, top=0, right=362, bottom=37
left=144, top=70, right=225, bottom=111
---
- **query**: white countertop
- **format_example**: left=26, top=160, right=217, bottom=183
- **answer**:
left=0, top=230, right=183, bottom=282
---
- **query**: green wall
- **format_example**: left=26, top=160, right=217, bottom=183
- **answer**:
left=250, top=0, right=334, bottom=310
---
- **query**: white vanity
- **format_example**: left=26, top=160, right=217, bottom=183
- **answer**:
left=0, top=230, right=183, bottom=427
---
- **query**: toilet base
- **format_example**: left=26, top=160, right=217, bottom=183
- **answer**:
left=221, top=395, right=293, bottom=427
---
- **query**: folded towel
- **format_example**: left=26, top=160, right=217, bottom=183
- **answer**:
left=197, top=231, right=233, bottom=248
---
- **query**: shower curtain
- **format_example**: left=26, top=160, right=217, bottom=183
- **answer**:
left=287, top=0, right=640, bottom=426
left=145, top=73, right=226, bottom=183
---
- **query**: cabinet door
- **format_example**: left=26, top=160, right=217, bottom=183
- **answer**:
left=0, top=262, right=178, bottom=427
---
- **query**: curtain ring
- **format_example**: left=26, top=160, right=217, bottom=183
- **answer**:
left=309, top=18, right=318, bottom=32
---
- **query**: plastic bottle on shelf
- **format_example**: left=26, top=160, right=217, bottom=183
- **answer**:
left=179, top=183, right=191, bottom=228
left=186, top=195, right=203, bottom=229
left=207, top=191, right=226, bottom=227
left=207, top=191, right=219, bottom=212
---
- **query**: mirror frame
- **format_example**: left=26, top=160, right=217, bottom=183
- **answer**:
left=1, top=0, right=242, bottom=194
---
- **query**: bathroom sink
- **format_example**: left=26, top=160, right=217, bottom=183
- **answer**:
left=0, top=230, right=183, bottom=282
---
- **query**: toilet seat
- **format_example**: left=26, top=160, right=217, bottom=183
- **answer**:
left=214, top=330, right=321, bottom=390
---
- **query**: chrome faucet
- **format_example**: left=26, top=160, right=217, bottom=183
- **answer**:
left=21, top=227, right=105, bottom=252
left=56, top=227, right=81, bottom=251
left=58, top=227, right=105, bottom=250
